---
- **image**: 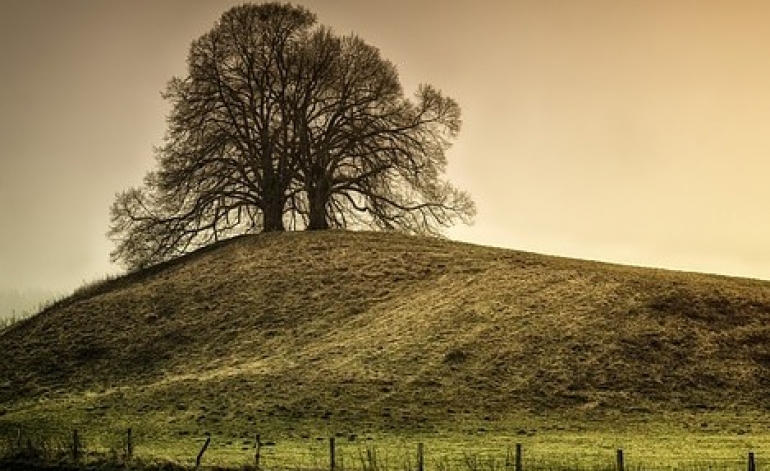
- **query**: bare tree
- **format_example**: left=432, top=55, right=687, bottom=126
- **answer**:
left=109, top=2, right=475, bottom=269
left=110, top=4, right=316, bottom=267
left=295, top=32, right=473, bottom=233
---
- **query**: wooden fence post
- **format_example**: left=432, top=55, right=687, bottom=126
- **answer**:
left=418, top=443, right=425, bottom=471
left=330, top=437, right=336, bottom=471
left=196, top=436, right=211, bottom=468
left=367, top=446, right=376, bottom=471
left=749, top=452, right=756, bottom=471
left=126, top=428, right=133, bottom=460
left=515, top=443, right=522, bottom=471
left=72, top=429, right=80, bottom=463
left=255, top=434, right=262, bottom=470
left=616, top=449, right=624, bottom=471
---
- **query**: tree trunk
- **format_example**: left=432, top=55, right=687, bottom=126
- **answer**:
left=263, top=197, right=286, bottom=232
left=307, top=185, right=330, bottom=231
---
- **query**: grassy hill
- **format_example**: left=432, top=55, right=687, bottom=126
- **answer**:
left=2, top=230, right=770, bottom=444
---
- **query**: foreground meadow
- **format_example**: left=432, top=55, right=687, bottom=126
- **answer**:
left=3, top=407, right=770, bottom=470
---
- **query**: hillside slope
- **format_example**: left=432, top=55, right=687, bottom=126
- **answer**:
left=2, top=230, right=770, bottom=435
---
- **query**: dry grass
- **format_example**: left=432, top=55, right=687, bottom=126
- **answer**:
left=2, top=230, right=770, bottom=441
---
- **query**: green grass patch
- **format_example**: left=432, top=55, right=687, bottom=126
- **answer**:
left=4, top=407, right=770, bottom=470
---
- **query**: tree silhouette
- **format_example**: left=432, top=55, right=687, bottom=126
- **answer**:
left=109, top=2, right=474, bottom=269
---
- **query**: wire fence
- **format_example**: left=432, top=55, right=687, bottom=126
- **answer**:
left=0, top=424, right=765, bottom=471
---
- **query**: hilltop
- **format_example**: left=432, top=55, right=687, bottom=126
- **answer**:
left=2, top=230, right=770, bottom=438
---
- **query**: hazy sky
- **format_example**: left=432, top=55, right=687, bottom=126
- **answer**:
left=2, top=0, right=770, bottom=297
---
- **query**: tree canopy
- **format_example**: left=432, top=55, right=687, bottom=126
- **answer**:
left=109, top=2, right=475, bottom=269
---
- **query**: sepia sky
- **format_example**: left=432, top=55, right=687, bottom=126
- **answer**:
left=2, top=0, right=770, bottom=297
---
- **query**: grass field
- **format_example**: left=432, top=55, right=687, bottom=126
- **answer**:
left=3, top=231, right=770, bottom=469
left=3, top=424, right=770, bottom=470
left=4, top=403, right=770, bottom=470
